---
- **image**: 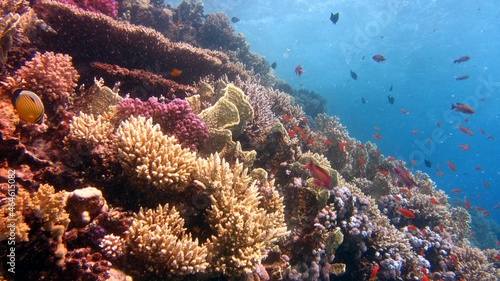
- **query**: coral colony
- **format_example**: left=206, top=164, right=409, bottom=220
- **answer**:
left=0, top=1, right=499, bottom=281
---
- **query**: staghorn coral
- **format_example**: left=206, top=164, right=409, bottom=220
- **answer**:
left=194, top=153, right=288, bottom=276
left=34, top=0, right=249, bottom=86
left=115, top=115, right=197, bottom=191
left=127, top=203, right=208, bottom=276
left=65, top=112, right=115, bottom=146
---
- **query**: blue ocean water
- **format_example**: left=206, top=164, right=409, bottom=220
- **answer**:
left=168, top=1, right=500, bottom=225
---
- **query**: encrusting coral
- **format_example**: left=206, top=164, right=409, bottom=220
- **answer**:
left=115, top=115, right=197, bottom=191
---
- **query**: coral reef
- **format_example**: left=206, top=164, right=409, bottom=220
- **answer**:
left=57, top=0, right=118, bottom=18
left=115, top=115, right=197, bottom=192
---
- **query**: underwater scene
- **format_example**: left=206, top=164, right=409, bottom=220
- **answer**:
left=0, top=0, right=499, bottom=280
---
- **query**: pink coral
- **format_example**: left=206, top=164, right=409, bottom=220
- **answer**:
left=56, top=0, right=118, bottom=18
left=116, top=97, right=208, bottom=151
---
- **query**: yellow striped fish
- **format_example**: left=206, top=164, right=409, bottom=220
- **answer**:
left=12, top=89, right=45, bottom=123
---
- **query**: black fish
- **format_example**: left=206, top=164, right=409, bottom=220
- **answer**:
left=330, top=12, right=339, bottom=24
left=389, top=84, right=393, bottom=91
left=388, top=95, right=395, bottom=105
left=231, top=17, right=240, bottom=23
left=350, top=70, right=358, bottom=80
left=271, top=62, right=277, bottom=69
left=361, top=97, right=367, bottom=104
left=424, top=159, right=432, bottom=168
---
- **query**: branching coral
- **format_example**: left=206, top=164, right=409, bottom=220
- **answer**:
left=115, top=115, right=197, bottom=191
left=127, top=203, right=208, bottom=276
left=194, top=153, right=288, bottom=276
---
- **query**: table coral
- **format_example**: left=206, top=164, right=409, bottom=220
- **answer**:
left=115, top=115, right=197, bottom=191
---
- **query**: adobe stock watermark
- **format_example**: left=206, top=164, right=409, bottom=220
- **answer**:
left=6, top=169, right=17, bottom=275
left=340, top=0, right=406, bottom=62
left=405, top=72, right=500, bottom=167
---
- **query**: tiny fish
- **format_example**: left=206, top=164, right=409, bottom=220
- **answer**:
left=388, top=95, right=395, bottom=104
left=447, top=160, right=456, bottom=172
left=389, top=84, right=393, bottom=91
left=231, top=16, right=240, bottom=23
left=398, top=208, right=415, bottom=218
left=295, top=64, right=304, bottom=76
left=330, top=12, right=339, bottom=24
left=372, top=54, right=386, bottom=63
left=170, top=68, right=183, bottom=77
left=453, top=55, right=470, bottom=63
left=424, top=159, right=432, bottom=168
left=361, top=97, right=367, bottom=104
left=451, top=103, right=475, bottom=114
left=350, top=70, right=358, bottom=80
left=373, top=133, right=382, bottom=139
left=271, top=62, right=277, bottom=69
left=455, top=75, right=470, bottom=81
left=458, top=125, right=474, bottom=136
left=12, top=89, right=45, bottom=123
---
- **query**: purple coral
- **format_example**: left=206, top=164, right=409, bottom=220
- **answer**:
left=56, top=0, right=118, bottom=18
left=116, top=97, right=208, bottom=151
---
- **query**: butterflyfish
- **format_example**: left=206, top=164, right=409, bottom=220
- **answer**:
left=12, top=89, right=45, bottom=123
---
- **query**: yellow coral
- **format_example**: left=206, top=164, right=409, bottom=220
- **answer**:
left=0, top=186, right=30, bottom=242
left=127, top=204, right=208, bottom=275
left=115, top=116, right=196, bottom=191
left=195, top=153, right=288, bottom=276
left=65, top=112, right=115, bottom=145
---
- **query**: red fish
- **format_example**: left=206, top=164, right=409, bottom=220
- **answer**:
left=399, top=208, right=416, bottom=218
left=325, top=139, right=333, bottom=146
left=482, top=210, right=490, bottom=216
left=340, top=141, right=348, bottom=151
left=480, top=129, right=486, bottom=135
left=408, top=225, right=419, bottom=231
left=283, top=114, right=292, bottom=122
left=458, top=144, right=470, bottom=150
left=401, top=109, right=409, bottom=114
left=387, top=157, right=395, bottom=161
left=358, top=144, right=366, bottom=149
left=295, top=65, right=304, bottom=76
left=437, top=171, right=444, bottom=176
left=447, top=161, right=456, bottom=171
left=358, top=157, right=365, bottom=164
left=475, top=206, right=483, bottom=211
left=412, top=130, right=419, bottom=135
left=465, top=199, right=471, bottom=210
left=301, top=117, right=308, bottom=124
left=301, top=159, right=331, bottom=189
left=288, top=130, right=296, bottom=137
left=455, top=75, right=470, bottom=81
left=452, top=189, right=461, bottom=193
left=307, top=138, right=314, bottom=144
left=451, top=103, right=475, bottom=114
left=370, top=265, right=380, bottom=280
left=377, top=169, right=389, bottom=176
left=373, top=133, right=382, bottom=139
left=293, top=126, right=301, bottom=132
left=458, top=125, right=474, bottom=136
left=453, top=55, right=470, bottom=63
left=429, top=197, right=440, bottom=205
left=170, top=68, right=183, bottom=77
left=483, top=180, right=490, bottom=189
left=394, top=167, right=418, bottom=189
left=372, top=54, right=386, bottom=63
left=474, top=166, right=482, bottom=171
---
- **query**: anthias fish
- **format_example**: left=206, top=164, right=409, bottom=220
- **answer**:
left=394, top=167, right=418, bottom=189
left=458, top=125, right=474, bottom=136
left=295, top=64, right=304, bottom=76
left=372, top=54, right=386, bottom=63
left=453, top=55, right=470, bottom=63
left=451, top=103, right=475, bottom=114
left=398, top=208, right=415, bottom=218
left=301, top=159, right=331, bottom=189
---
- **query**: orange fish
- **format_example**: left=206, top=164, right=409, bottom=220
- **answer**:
left=288, top=130, right=296, bottom=137
left=340, top=141, right=348, bottom=151
left=437, top=171, right=444, bottom=176
left=358, top=157, right=365, bottom=164
left=451, top=103, right=475, bottom=114
left=372, top=54, right=386, bottom=63
left=300, top=131, right=307, bottom=140
left=399, top=208, right=416, bottom=218
left=474, top=166, right=482, bottom=171
left=293, top=126, right=302, bottom=132
left=429, top=197, right=440, bottom=205
left=401, top=109, right=409, bottom=114
left=412, top=130, right=419, bottom=135
left=408, top=225, right=419, bottom=231
left=283, top=114, right=292, bottom=122
left=483, top=180, right=490, bottom=189
left=301, top=159, right=331, bottom=189
left=394, top=195, right=402, bottom=201
left=438, top=224, right=444, bottom=232
left=373, top=133, right=382, bottom=139
left=452, top=189, right=461, bottom=193
left=458, top=125, right=474, bottom=136
left=447, top=160, right=456, bottom=172
left=482, top=210, right=490, bottom=216
left=307, top=138, right=314, bottom=144
left=458, top=144, right=470, bottom=150
left=170, top=68, right=183, bottom=77
left=370, top=265, right=380, bottom=280
left=378, top=169, right=389, bottom=176
left=358, top=144, right=366, bottom=149
left=465, top=199, right=471, bottom=210
left=325, top=139, right=333, bottom=146
left=420, top=275, right=430, bottom=281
